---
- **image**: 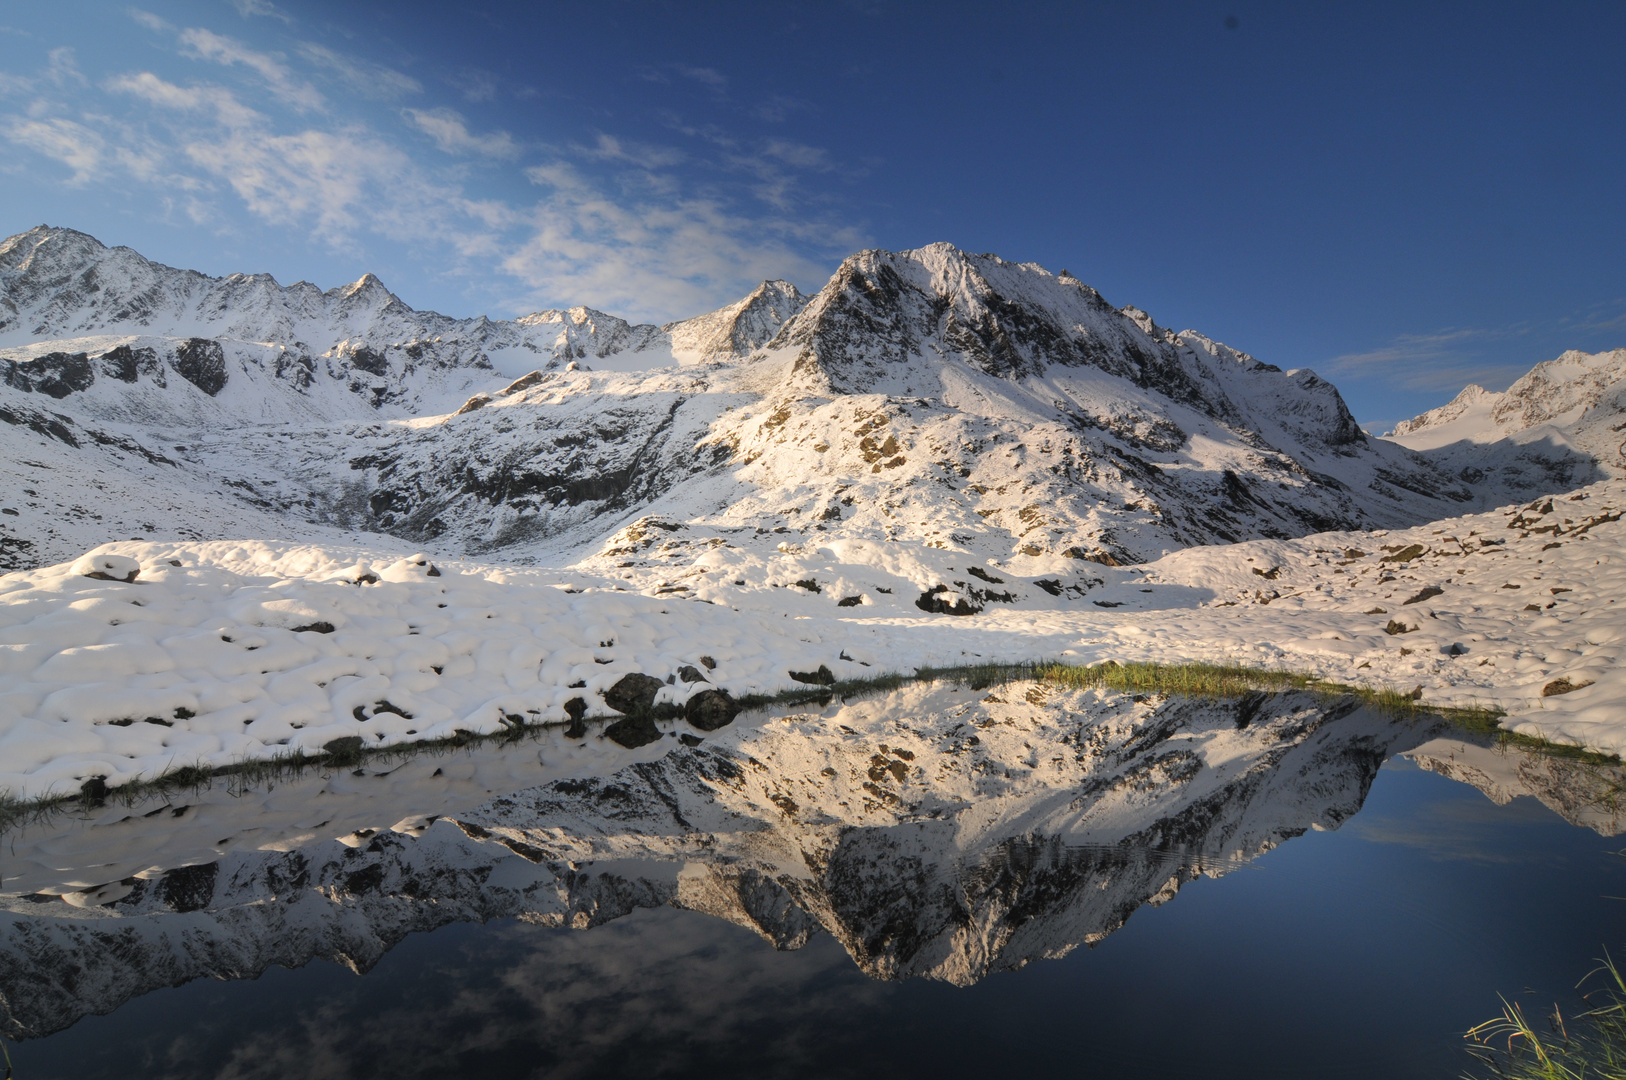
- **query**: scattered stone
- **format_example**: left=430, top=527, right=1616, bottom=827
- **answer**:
left=685, top=689, right=740, bottom=731
left=604, top=673, right=665, bottom=715
left=789, top=664, right=836, bottom=686
left=916, top=585, right=980, bottom=615
left=322, top=736, right=364, bottom=765
left=1542, top=677, right=1594, bottom=697
left=74, top=553, right=140, bottom=582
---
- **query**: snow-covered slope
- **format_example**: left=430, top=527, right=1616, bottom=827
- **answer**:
left=2, top=228, right=1574, bottom=575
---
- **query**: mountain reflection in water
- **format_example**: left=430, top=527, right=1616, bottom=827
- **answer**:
left=2, top=680, right=1621, bottom=1046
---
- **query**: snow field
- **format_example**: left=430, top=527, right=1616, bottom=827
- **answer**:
left=0, top=542, right=897, bottom=800
left=2, top=479, right=1624, bottom=802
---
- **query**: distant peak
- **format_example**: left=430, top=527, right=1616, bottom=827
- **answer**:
left=336, top=272, right=393, bottom=300
left=746, top=279, right=807, bottom=305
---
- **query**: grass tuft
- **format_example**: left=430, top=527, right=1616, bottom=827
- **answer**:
left=1465, top=951, right=1626, bottom=1079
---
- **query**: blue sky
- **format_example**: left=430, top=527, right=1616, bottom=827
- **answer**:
left=1, top=1, right=1623, bottom=427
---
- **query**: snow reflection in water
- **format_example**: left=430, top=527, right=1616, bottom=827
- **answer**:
left=2, top=680, right=1621, bottom=1042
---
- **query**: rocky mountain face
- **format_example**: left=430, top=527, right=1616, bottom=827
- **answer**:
left=0, top=683, right=1475, bottom=1038
left=0, top=226, right=1591, bottom=578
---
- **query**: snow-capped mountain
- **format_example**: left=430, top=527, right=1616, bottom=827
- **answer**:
left=0, top=226, right=1592, bottom=581
left=1389, top=348, right=1626, bottom=489
left=0, top=225, right=806, bottom=422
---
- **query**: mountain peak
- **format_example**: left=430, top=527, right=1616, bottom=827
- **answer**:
left=337, top=272, right=391, bottom=298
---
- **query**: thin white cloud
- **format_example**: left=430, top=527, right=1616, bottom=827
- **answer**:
left=297, top=43, right=421, bottom=100
left=45, top=47, right=86, bottom=87
left=229, top=0, right=292, bottom=23
left=761, top=139, right=830, bottom=170
left=678, top=66, right=727, bottom=88
left=127, top=9, right=172, bottom=33
left=508, top=160, right=859, bottom=322
left=183, top=125, right=457, bottom=241
left=580, top=133, right=686, bottom=169
left=2, top=16, right=865, bottom=324
left=1, top=115, right=103, bottom=183
left=178, top=27, right=322, bottom=111
left=403, top=106, right=517, bottom=159
left=447, top=69, right=497, bottom=103
left=1322, top=328, right=1532, bottom=393
left=107, top=70, right=261, bottom=129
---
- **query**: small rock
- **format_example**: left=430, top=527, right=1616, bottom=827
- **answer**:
left=73, top=553, right=140, bottom=583
left=788, top=664, right=836, bottom=686
left=604, top=672, right=665, bottom=715
left=323, top=736, right=364, bottom=765
left=79, top=776, right=110, bottom=806
left=677, top=665, right=708, bottom=684
left=685, top=689, right=740, bottom=731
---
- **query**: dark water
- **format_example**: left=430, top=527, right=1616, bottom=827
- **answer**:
left=3, top=691, right=1624, bottom=1079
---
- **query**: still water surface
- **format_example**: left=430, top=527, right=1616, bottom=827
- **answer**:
left=3, top=684, right=1623, bottom=1078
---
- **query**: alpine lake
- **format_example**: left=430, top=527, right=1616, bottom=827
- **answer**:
left=2, top=677, right=1623, bottom=1080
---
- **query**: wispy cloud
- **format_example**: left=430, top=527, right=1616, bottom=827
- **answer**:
left=1321, top=327, right=1534, bottom=393
left=404, top=106, right=517, bottom=158
left=678, top=66, right=727, bottom=89
left=107, top=70, right=260, bottom=128
left=579, top=133, right=686, bottom=169
left=229, top=0, right=292, bottom=22
left=1, top=115, right=103, bottom=183
left=127, top=9, right=171, bottom=33
left=178, top=27, right=322, bottom=111
left=1561, top=297, right=1626, bottom=337
left=447, top=69, right=497, bottom=103
left=298, top=43, right=420, bottom=100
left=509, top=161, right=862, bottom=321
left=0, top=13, right=864, bottom=322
